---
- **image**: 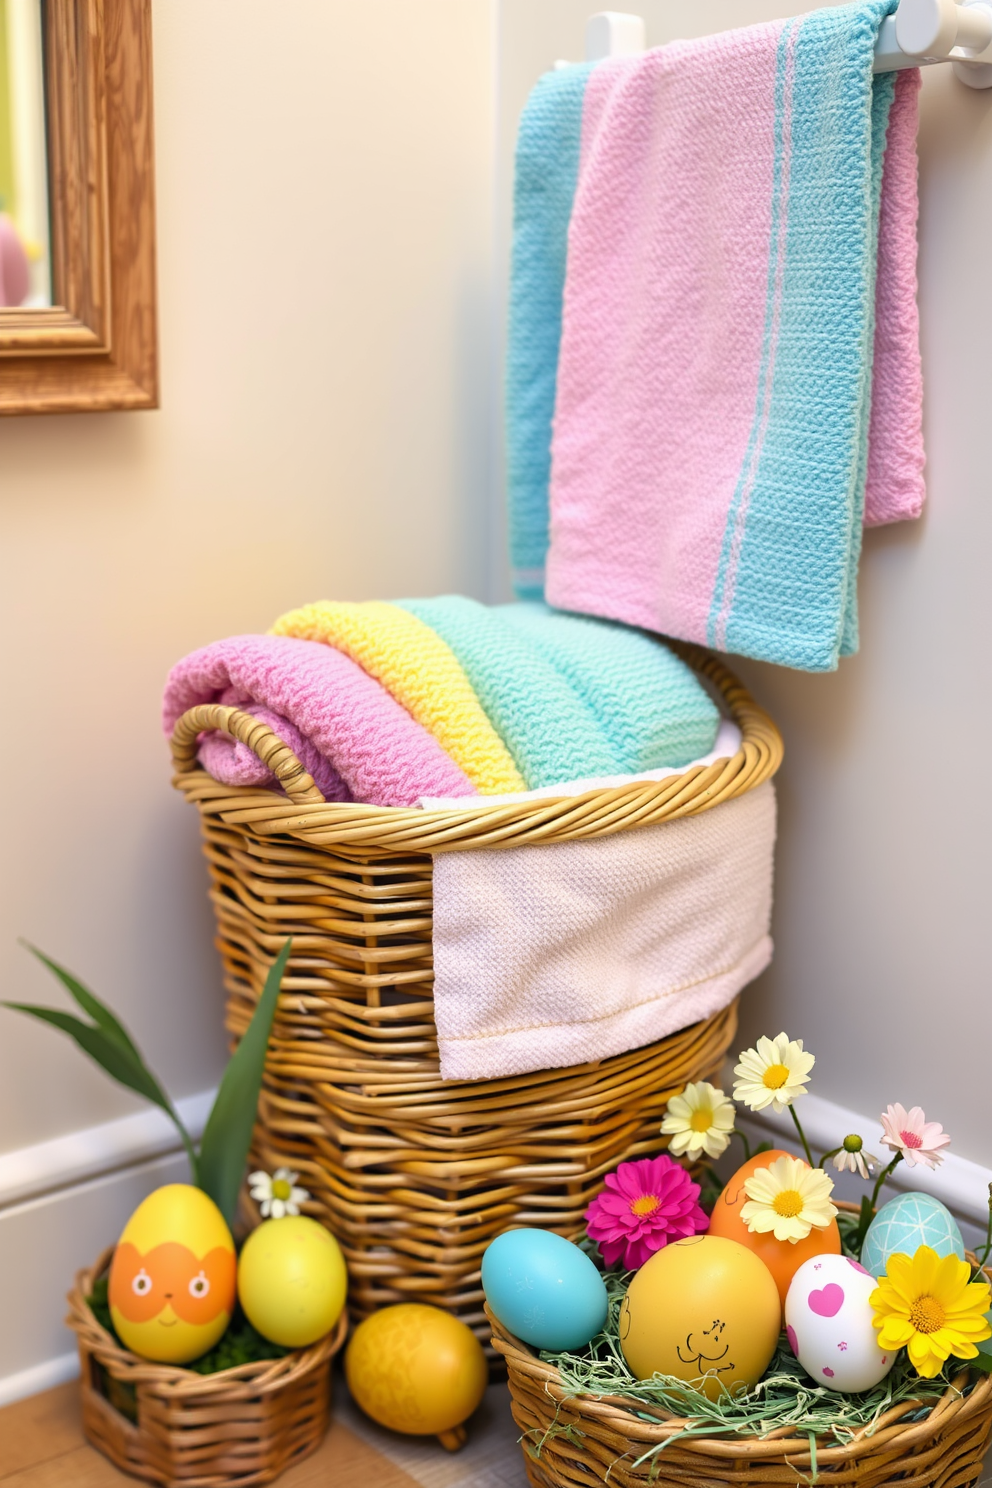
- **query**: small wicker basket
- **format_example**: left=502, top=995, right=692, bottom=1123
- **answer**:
left=67, top=1248, right=346, bottom=1488
left=488, top=1242, right=992, bottom=1488
left=169, top=644, right=782, bottom=1345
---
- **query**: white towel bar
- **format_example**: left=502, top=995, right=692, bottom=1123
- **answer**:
left=584, top=2, right=992, bottom=88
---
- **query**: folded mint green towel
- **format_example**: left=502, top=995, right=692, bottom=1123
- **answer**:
left=398, top=596, right=719, bottom=789
left=497, top=602, right=719, bottom=771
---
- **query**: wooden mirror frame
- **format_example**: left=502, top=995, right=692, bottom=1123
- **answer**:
left=0, top=0, right=157, bottom=415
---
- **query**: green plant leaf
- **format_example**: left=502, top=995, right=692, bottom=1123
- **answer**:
left=19, top=942, right=146, bottom=1065
left=4, top=1000, right=199, bottom=1183
left=197, top=939, right=292, bottom=1228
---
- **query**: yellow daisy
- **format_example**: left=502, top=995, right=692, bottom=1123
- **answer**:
left=871, top=1245, right=992, bottom=1379
left=740, top=1154, right=837, bottom=1243
left=660, top=1081, right=736, bottom=1161
left=733, top=1032, right=814, bottom=1114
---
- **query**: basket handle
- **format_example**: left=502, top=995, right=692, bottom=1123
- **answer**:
left=170, top=704, right=326, bottom=805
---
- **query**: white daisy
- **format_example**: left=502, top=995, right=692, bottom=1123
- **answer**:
left=733, top=1033, right=814, bottom=1114
left=248, top=1166, right=310, bottom=1219
left=830, top=1134, right=879, bottom=1180
left=740, top=1155, right=837, bottom=1243
left=660, top=1081, right=736, bottom=1161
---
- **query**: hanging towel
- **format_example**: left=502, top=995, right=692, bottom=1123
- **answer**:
left=544, top=1, right=924, bottom=672
left=162, top=634, right=477, bottom=807
left=430, top=780, right=776, bottom=1081
left=399, top=596, right=719, bottom=788
left=506, top=62, right=596, bottom=600
left=270, top=599, right=525, bottom=795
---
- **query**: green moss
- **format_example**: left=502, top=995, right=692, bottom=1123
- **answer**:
left=85, top=1275, right=288, bottom=1376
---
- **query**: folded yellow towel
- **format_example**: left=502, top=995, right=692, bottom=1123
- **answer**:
left=271, top=600, right=525, bottom=795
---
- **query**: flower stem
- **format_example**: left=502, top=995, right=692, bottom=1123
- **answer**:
left=977, top=1184, right=992, bottom=1272
left=852, top=1152, right=903, bottom=1252
left=789, top=1103, right=815, bottom=1168
left=818, top=1147, right=841, bottom=1170
left=731, top=1128, right=752, bottom=1163
left=869, top=1152, right=902, bottom=1213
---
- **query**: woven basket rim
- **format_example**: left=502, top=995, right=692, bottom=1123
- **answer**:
left=169, top=641, right=783, bottom=855
left=487, top=1235, right=992, bottom=1467
left=66, top=1246, right=347, bottom=1399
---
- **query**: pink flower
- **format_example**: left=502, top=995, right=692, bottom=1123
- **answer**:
left=880, top=1104, right=951, bottom=1169
left=584, top=1154, right=708, bottom=1271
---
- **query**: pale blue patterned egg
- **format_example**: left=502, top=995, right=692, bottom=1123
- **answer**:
left=482, top=1229, right=608, bottom=1352
left=861, top=1192, right=964, bottom=1278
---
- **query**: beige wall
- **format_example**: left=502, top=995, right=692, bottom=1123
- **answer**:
left=0, top=0, right=496, bottom=1157
left=496, top=1, right=992, bottom=1167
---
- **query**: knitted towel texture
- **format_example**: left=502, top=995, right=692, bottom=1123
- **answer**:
left=431, top=779, right=776, bottom=1080
left=162, top=634, right=476, bottom=807
left=505, top=62, right=595, bottom=600
left=535, top=1, right=924, bottom=671
left=399, top=595, right=719, bottom=789
left=270, top=599, right=524, bottom=795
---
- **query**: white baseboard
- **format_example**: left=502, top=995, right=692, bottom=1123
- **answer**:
left=0, top=1086, right=216, bottom=1210
left=745, top=1091, right=992, bottom=1227
left=0, top=1351, right=79, bottom=1410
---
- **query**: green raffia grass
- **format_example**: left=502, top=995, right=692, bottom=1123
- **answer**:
left=87, top=1274, right=287, bottom=1375
left=536, top=1240, right=967, bottom=1469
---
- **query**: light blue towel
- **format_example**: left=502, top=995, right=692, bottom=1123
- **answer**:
left=398, top=596, right=719, bottom=789
left=497, top=602, right=719, bottom=770
left=505, top=63, right=595, bottom=601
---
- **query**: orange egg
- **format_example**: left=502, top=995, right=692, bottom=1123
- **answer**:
left=707, top=1150, right=841, bottom=1309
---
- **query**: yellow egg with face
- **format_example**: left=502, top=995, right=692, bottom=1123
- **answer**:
left=108, top=1185, right=236, bottom=1365
left=619, top=1235, right=781, bottom=1401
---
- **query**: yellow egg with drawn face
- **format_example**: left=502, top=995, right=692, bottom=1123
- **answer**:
left=108, top=1185, right=236, bottom=1365
left=619, top=1235, right=781, bottom=1400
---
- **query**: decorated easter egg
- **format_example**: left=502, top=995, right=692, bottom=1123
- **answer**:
left=109, top=1184, right=236, bottom=1364
left=345, top=1304, right=488, bottom=1437
left=482, top=1228, right=608, bottom=1352
left=861, top=1193, right=965, bottom=1279
left=619, top=1235, right=780, bottom=1400
left=238, top=1216, right=347, bottom=1347
left=785, top=1253, right=896, bottom=1392
left=707, top=1150, right=841, bottom=1307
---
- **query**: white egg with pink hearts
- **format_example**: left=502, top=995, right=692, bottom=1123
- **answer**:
left=784, top=1253, right=896, bottom=1393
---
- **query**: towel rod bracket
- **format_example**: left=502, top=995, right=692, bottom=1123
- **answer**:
left=574, top=5, right=992, bottom=88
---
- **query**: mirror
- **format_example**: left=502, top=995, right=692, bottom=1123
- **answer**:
left=0, top=0, right=157, bottom=415
left=0, top=0, right=51, bottom=308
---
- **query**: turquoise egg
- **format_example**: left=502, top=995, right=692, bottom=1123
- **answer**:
left=482, top=1228, right=608, bottom=1352
left=861, top=1192, right=965, bottom=1278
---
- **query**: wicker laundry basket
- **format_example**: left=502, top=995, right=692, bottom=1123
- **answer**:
left=488, top=1237, right=992, bottom=1488
left=67, top=1248, right=346, bottom=1488
left=169, top=643, right=782, bottom=1346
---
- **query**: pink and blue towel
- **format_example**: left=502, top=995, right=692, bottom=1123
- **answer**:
left=509, top=0, right=925, bottom=671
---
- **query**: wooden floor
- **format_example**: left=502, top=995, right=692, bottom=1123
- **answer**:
left=0, top=1381, right=424, bottom=1488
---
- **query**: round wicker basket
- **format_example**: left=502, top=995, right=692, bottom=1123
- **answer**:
left=488, top=1244, right=992, bottom=1488
left=169, top=644, right=782, bottom=1345
left=67, top=1248, right=346, bottom=1488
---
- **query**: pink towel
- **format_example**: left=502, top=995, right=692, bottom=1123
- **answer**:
left=546, top=5, right=924, bottom=672
left=163, top=634, right=477, bottom=807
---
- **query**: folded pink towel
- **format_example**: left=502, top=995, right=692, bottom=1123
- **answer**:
left=163, top=634, right=477, bottom=807
left=546, top=4, right=924, bottom=672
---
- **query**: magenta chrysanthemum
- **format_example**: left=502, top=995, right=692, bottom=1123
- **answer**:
left=584, top=1154, right=708, bottom=1271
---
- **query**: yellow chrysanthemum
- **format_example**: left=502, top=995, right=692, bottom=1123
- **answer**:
left=740, top=1154, right=837, bottom=1243
left=660, top=1081, right=736, bottom=1161
left=733, top=1032, right=814, bottom=1114
left=871, top=1245, right=992, bottom=1379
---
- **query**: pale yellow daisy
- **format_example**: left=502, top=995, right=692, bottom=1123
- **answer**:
left=733, top=1032, right=814, bottom=1114
left=661, top=1081, right=736, bottom=1161
left=740, top=1154, right=838, bottom=1243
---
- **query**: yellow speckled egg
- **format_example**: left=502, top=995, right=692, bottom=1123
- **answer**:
left=620, top=1235, right=781, bottom=1400
left=345, top=1304, right=488, bottom=1438
left=108, top=1184, right=236, bottom=1365
left=237, top=1216, right=347, bottom=1347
